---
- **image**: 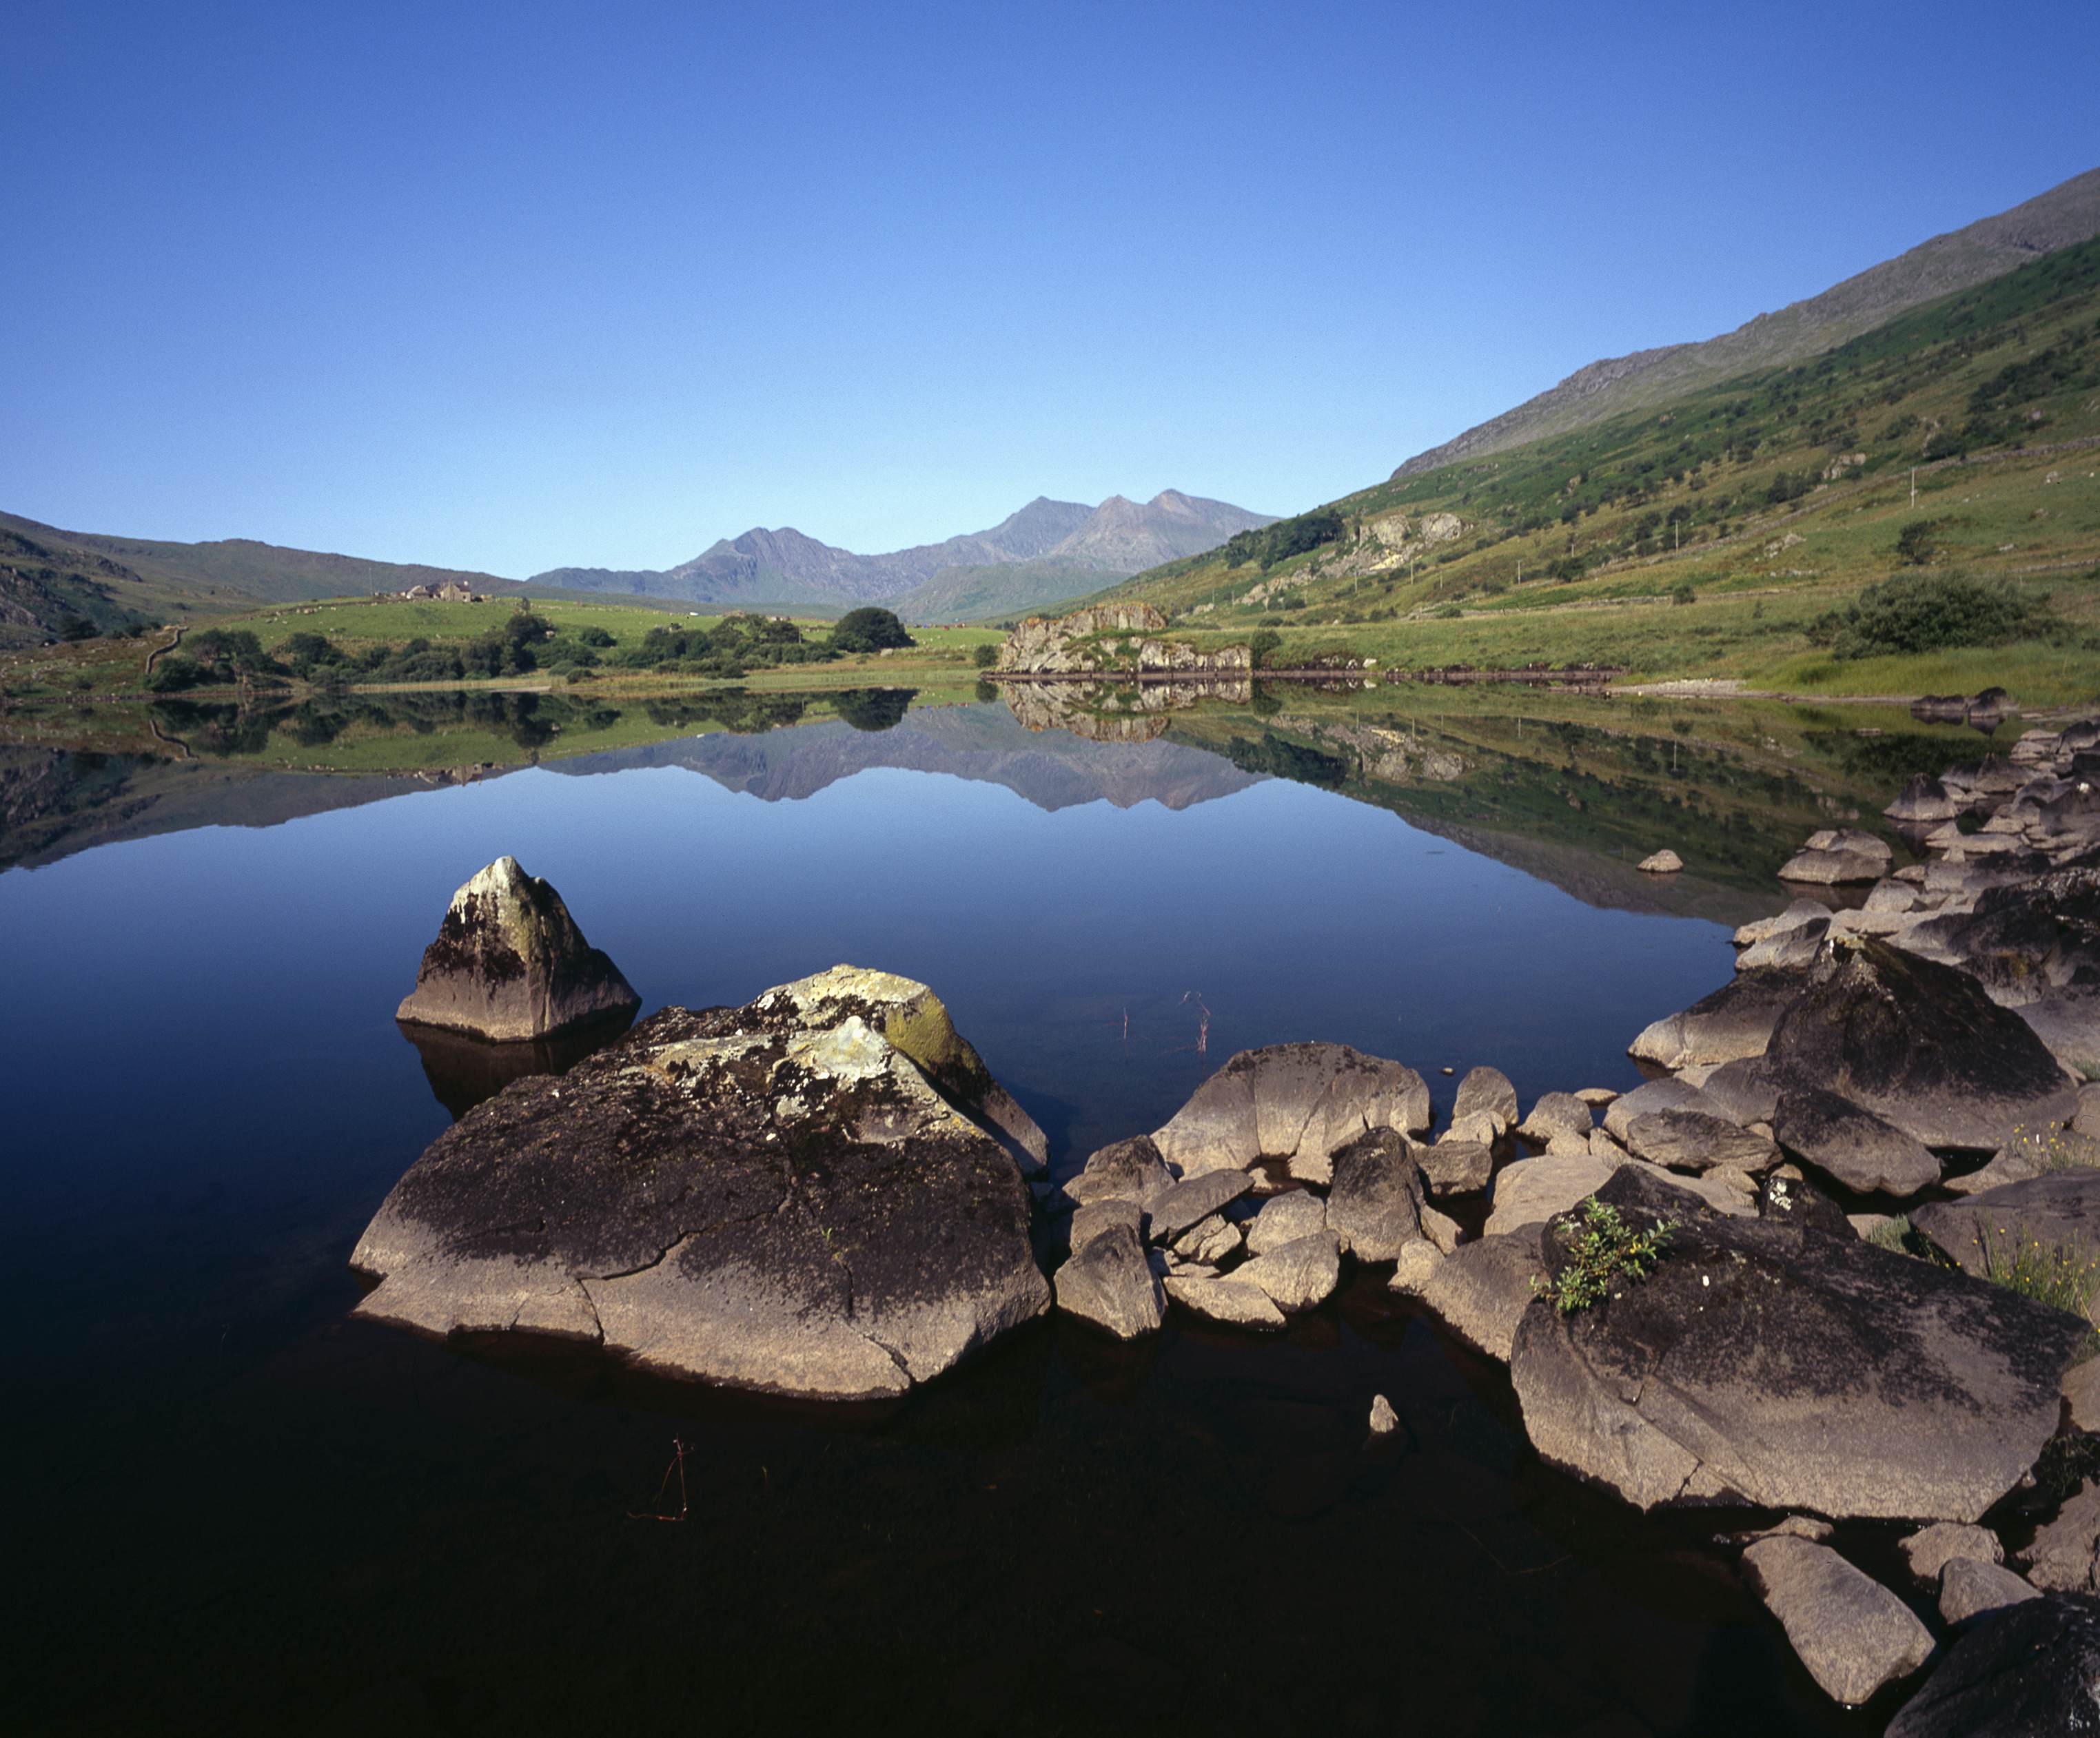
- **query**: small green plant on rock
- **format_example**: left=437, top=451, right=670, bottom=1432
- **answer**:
left=1533, top=1195, right=1676, bottom=1314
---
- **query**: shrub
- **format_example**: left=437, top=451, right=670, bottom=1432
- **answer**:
left=1671, top=582, right=1697, bottom=606
left=1246, top=628, right=1283, bottom=669
left=830, top=607, right=915, bottom=654
left=1894, top=519, right=1938, bottom=565
left=970, top=642, right=998, bottom=668
left=1533, top=1196, right=1675, bottom=1314
left=1806, top=571, right=2053, bottom=660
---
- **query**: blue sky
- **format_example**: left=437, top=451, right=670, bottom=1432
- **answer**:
left=6, top=1, right=2097, bottom=576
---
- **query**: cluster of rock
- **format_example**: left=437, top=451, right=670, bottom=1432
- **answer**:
left=992, top=602, right=1254, bottom=678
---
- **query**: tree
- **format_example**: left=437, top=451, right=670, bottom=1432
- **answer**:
left=1893, top=519, right=1938, bottom=566
left=971, top=642, right=998, bottom=668
left=830, top=607, right=915, bottom=654
left=1247, top=628, right=1283, bottom=669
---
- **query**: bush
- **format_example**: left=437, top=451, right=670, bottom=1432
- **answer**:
left=1671, top=582, right=1697, bottom=606
left=575, top=625, right=616, bottom=647
left=1246, top=628, right=1283, bottom=669
left=1533, top=1196, right=1675, bottom=1314
left=830, top=607, right=915, bottom=654
left=1894, top=519, right=1938, bottom=565
left=970, top=642, right=998, bottom=668
left=1806, top=571, right=2054, bottom=660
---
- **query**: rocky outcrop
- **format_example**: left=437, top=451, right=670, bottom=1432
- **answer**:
left=351, top=966, right=1049, bottom=1402
left=396, top=856, right=641, bottom=1042
left=994, top=602, right=1255, bottom=678
left=1741, top=1535, right=1933, bottom=1706
left=1765, top=939, right=2079, bottom=1150
left=1150, top=1043, right=1429, bottom=1184
left=1509, top=1166, right=2088, bottom=1520
left=1888, top=1593, right=2100, bottom=1737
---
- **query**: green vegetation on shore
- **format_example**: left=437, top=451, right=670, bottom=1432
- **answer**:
left=1068, top=235, right=2100, bottom=702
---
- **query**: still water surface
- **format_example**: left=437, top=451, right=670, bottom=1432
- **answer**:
left=4, top=695, right=1935, bottom=1735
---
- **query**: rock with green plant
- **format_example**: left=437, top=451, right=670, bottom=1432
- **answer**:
left=1509, top=1164, right=2089, bottom=1520
left=1912, top=1171, right=2100, bottom=1327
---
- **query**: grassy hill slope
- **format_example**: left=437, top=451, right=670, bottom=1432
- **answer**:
left=1073, top=232, right=2100, bottom=702
left=1394, top=165, right=2100, bottom=478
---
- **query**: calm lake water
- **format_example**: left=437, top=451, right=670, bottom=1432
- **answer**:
left=3, top=689, right=1988, bottom=1735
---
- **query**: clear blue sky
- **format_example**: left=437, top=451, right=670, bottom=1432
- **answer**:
left=6, top=1, right=2096, bottom=577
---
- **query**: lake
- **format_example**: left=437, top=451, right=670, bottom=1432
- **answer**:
left=2, top=684, right=2001, bottom=1735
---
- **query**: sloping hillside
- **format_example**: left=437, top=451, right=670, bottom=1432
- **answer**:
left=1394, top=165, right=2100, bottom=480
left=1071, top=232, right=2100, bottom=699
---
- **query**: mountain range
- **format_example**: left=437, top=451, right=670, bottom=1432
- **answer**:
left=526, top=489, right=1276, bottom=618
left=1394, top=165, right=2100, bottom=478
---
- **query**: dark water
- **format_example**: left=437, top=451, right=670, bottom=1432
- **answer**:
left=3, top=693, right=1968, bottom=1735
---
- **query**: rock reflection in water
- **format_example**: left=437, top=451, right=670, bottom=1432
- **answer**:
left=1003, top=676, right=1252, bottom=741
left=399, top=1005, right=639, bottom=1119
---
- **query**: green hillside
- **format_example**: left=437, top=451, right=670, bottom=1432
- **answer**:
left=1070, top=234, right=2100, bottom=702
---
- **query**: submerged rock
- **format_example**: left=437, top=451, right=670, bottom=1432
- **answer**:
left=1887, top=1593, right=2100, bottom=1737
left=396, top=856, right=640, bottom=1043
left=1509, top=1166, right=2088, bottom=1521
left=351, top=965, right=1050, bottom=1401
left=1741, top=1535, right=1933, bottom=1706
left=1150, top=1043, right=1429, bottom=1184
left=1765, top=939, right=2079, bottom=1150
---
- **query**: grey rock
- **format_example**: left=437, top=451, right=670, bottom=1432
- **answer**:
left=1369, top=1393, right=1400, bottom=1434
left=1518, top=1091, right=1593, bottom=1144
left=1146, top=1169, right=1256, bottom=1245
left=1900, top=1522, right=2005, bottom=1587
left=1163, top=1274, right=1284, bottom=1331
left=1416, top=1137, right=1493, bottom=1196
left=2021, top=1480, right=2100, bottom=1594
left=1172, top=1214, right=1243, bottom=1267
left=1638, top=848, right=1684, bottom=873
left=1766, top=939, right=2080, bottom=1150
left=1886, top=773, right=1966, bottom=826
left=1741, top=1536, right=1933, bottom=1705
left=1629, top=968, right=1807, bottom=1070
left=1234, top=1231, right=1342, bottom=1313
left=1065, top=1135, right=1174, bottom=1208
left=1774, top=1088, right=1944, bottom=1197
left=2068, top=1358, right=2100, bottom=1432
left=2078, top=1081, right=2100, bottom=1136
left=352, top=966, right=1048, bottom=1401
left=1700, top=1056, right=1783, bottom=1127
left=1602, top=1076, right=1724, bottom=1144
left=1390, top=1238, right=1445, bottom=1294
left=1780, top=828, right=1897, bottom=886
left=1243, top=1189, right=1326, bottom=1256
left=1418, top=1202, right=1462, bottom=1254
left=1935, top=1558, right=2039, bottom=1627
left=396, top=855, right=640, bottom=1043
left=1056, top=1223, right=1165, bottom=1340
left=1576, top=1086, right=1619, bottom=1107
left=1888, top=1592, right=2100, bottom=1737
left=1510, top=1166, right=2088, bottom=1521
left=1418, top=1224, right=1546, bottom=1362
left=1069, top=1196, right=1143, bottom=1251
left=1626, top=1109, right=1782, bottom=1174
left=1152, top=1042, right=1429, bottom=1184
left=1453, top=1065, right=1519, bottom=1135
left=1485, top=1152, right=1620, bottom=1238
left=1326, top=1129, right=1425, bottom=1262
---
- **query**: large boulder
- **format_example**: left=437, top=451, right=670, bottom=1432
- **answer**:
left=1936, top=1559, right=2039, bottom=1627
left=1325, top=1129, right=1425, bottom=1262
left=1765, top=939, right=2079, bottom=1150
left=1163, top=1274, right=1283, bottom=1331
left=1887, top=1593, right=2100, bottom=1737
left=2019, top=1480, right=2100, bottom=1595
left=1150, top=1043, right=1429, bottom=1184
left=1233, top=1231, right=1341, bottom=1313
left=1416, top=1225, right=1546, bottom=1362
left=1063, top=1136, right=1173, bottom=1207
left=1484, top=1152, right=1620, bottom=1238
left=1243, top=1189, right=1327, bottom=1255
left=1415, top=1137, right=1492, bottom=1197
left=1145, top=1169, right=1255, bottom=1244
left=396, top=856, right=640, bottom=1042
left=1773, top=1088, right=1942, bottom=1198
left=1740, top=1536, right=1933, bottom=1706
left=351, top=967, right=1050, bottom=1402
left=1628, top=968, right=1806, bottom=1070
left=1602, top=1076, right=1723, bottom=1144
left=1509, top=1166, right=2088, bottom=1520
left=1623, top=1110, right=1780, bottom=1174
left=1913, top=1172, right=2100, bottom=1317
left=1056, top=1223, right=1164, bottom=1340
left=1517, top=1091, right=1593, bottom=1145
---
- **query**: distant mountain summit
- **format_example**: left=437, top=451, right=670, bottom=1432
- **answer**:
left=529, top=490, right=1274, bottom=617
left=1394, top=164, right=2100, bottom=479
